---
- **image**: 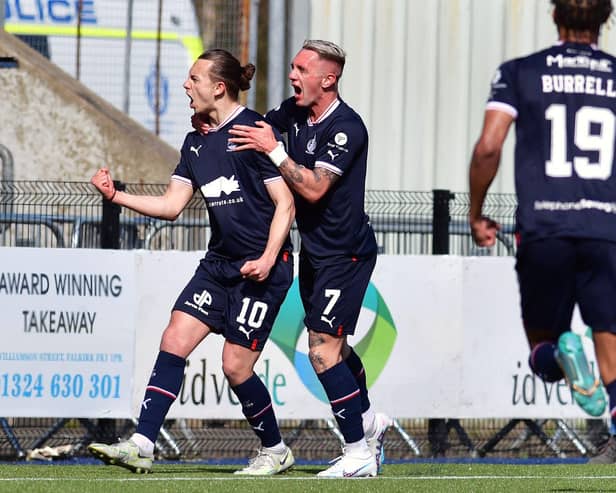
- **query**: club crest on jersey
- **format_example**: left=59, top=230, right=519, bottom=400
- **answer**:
left=490, top=69, right=506, bottom=90
left=334, top=132, right=347, bottom=146
left=306, top=135, right=317, bottom=155
left=491, top=69, right=502, bottom=85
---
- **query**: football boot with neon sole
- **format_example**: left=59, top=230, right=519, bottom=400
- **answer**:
left=556, top=331, right=606, bottom=417
left=88, top=439, right=153, bottom=474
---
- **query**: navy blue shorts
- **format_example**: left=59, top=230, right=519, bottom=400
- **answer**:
left=515, top=238, right=616, bottom=336
left=299, top=253, right=376, bottom=336
left=173, top=252, right=293, bottom=351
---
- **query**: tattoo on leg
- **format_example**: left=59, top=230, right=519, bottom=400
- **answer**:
left=309, top=331, right=327, bottom=372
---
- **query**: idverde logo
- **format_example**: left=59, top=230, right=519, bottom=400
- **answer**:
left=270, top=278, right=397, bottom=403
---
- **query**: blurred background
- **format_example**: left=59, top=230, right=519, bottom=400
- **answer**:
left=7, top=0, right=616, bottom=190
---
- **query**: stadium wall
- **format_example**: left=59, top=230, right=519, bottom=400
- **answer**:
left=295, top=0, right=616, bottom=193
left=0, top=29, right=179, bottom=183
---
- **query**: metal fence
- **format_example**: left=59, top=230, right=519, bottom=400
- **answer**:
left=0, top=181, right=518, bottom=255
left=0, top=180, right=607, bottom=463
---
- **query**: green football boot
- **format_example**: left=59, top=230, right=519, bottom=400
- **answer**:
left=556, top=331, right=606, bottom=417
left=88, top=439, right=153, bottom=474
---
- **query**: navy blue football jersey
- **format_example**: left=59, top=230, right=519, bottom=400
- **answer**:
left=172, top=106, right=292, bottom=260
left=488, top=42, right=616, bottom=243
left=265, top=97, right=377, bottom=259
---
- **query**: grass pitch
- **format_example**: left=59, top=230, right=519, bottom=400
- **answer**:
left=1, top=462, right=616, bottom=493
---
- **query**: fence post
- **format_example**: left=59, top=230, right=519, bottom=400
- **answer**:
left=97, top=180, right=124, bottom=441
left=100, top=181, right=124, bottom=249
left=430, top=189, right=468, bottom=457
left=432, top=189, right=455, bottom=255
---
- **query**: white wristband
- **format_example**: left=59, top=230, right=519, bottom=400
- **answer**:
left=267, top=142, right=288, bottom=168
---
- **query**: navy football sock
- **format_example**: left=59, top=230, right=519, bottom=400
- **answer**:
left=232, top=373, right=282, bottom=448
left=606, top=380, right=616, bottom=435
left=136, top=351, right=186, bottom=443
left=528, top=342, right=563, bottom=382
left=345, top=348, right=371, bottom=413
left=318, top=360, right=364, bottom=443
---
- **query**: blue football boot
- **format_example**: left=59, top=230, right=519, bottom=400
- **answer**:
left=556, top=331, right=606, bottom=417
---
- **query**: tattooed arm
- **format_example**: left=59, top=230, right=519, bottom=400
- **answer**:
left=229, top=121, right=339, bottom=203
left=276, top=154, right=339, bottom=204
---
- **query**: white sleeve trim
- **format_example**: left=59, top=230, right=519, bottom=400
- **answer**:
left=315, top=161, right=343, bottom=176
left=486, top=101, right=518, bottom=119
left=171, top=175, right=194, bottom=187
left=263, top=176, right=284, bottom=185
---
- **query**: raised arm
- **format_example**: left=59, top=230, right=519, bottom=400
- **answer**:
left=239, top=178, right=295, bottom=282
left=91, top=168, right=194, bottom=221
left=229, top=121, right=338, bottom=203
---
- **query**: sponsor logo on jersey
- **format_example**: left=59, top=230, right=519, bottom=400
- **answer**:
left=546, top=53, right=612, bottom=73
left=200, top=175, right=240, bottom=198
left=334, top=132, right=347, bottom=146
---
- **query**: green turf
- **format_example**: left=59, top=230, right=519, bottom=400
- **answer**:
left=1, top=463, right=616, bottom=493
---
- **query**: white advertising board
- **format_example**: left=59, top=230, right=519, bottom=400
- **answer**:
left=135, top=253, right=601, bottom=420
left=0, top=247, right=136, bottom=417
left=0, top=249, right=602, bottom=419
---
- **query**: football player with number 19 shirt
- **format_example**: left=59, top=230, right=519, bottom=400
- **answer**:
left=469, top=0, right=616, bottom=464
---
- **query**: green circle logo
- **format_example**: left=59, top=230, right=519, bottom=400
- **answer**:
left=270, top=278, right=397, bottom=402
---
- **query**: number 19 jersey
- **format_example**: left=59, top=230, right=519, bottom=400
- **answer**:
left=487, top=42, right=616, bottom=244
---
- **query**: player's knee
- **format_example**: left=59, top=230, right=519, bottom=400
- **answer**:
left=222, top=360, right=239, bottom=384
left=222, top=359, right=252, bottom=386
left=159, top=330, right=185, bottom=356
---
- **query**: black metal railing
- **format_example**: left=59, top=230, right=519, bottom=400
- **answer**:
left=0, top=181, right=518, bottom=256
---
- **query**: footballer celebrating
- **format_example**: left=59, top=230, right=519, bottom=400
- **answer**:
left=227, top=40, right=390, bottom=478
left=88, top=49, right=296, bottom=475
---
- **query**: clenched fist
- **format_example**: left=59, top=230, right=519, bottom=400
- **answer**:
left=91, top=168, right=116, bottom=201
